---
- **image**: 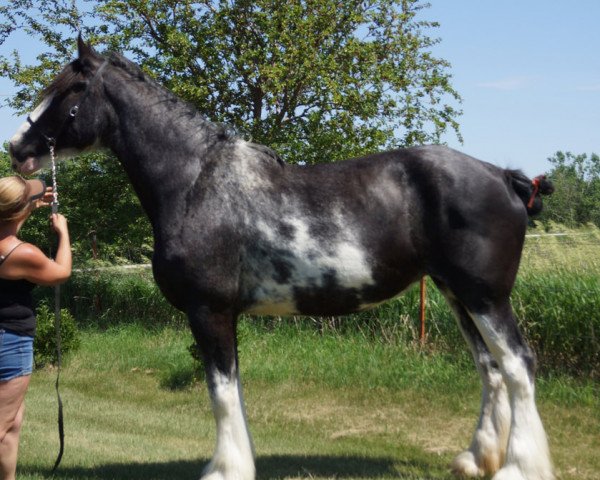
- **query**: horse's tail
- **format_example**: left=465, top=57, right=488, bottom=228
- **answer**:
left=505, top=170, right=554, bottom=216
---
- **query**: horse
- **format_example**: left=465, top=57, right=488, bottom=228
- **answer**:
left=8, top=37, right=555, bottom=480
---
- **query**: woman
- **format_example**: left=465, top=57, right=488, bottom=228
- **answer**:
left=0, top=175, right=71, bottom=480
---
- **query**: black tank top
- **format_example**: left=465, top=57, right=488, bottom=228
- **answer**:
left=0, top=243, right=36, bottom=337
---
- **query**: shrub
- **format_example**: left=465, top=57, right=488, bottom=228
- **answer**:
left=34, top=302, right=81, bottom=368
left=34, top=268, right=186, bottom=328
left=513, top=270, right=600, bottom=378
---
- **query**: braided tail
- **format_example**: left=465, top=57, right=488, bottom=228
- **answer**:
left=506, top=170, right=554, bottom=216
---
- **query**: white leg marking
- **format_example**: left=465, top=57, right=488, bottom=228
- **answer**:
left=452, top=369, right=511, bottom=477
left=202, top=370, right=255, bottom=480
left=471, top=314, right=554, bottom=480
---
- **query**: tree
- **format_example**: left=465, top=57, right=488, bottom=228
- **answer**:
left=1, top=0, right=461, bottom=164
left=538, top=151, right=600, bottom=228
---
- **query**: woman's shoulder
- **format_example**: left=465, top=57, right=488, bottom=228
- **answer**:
left=0, top=240, right=26, bottom=264
left=6, top=243, right=46, bottom=264
left=0, top=242, right=47, bottom=271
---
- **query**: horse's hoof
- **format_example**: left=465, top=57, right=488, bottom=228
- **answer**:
left=451, top=451, right=483, bottom=477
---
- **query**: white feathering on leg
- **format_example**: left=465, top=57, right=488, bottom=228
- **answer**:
left=202, top=371, right=255, bottom=480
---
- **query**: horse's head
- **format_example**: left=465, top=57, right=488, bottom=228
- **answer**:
left=9, top=36, right=108, bottom=175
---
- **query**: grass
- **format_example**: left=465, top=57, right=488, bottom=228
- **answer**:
left=17, top=323, right=600, bottom=480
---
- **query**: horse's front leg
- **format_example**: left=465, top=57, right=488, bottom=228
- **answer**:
left=188, top=305, right=255, bottom=480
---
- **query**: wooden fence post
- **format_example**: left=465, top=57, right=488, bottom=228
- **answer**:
left=419, top=276, right=426, bottom=344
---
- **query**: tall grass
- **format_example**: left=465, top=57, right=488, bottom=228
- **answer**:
left=36, top=267, right=186, bottom=328
left=513, top=270, right=599, bottom=377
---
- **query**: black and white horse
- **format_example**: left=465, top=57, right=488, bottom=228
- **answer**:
left=9, top=38, right=555, bottom=480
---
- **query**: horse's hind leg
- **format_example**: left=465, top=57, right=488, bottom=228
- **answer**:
left=435, top=282, right=511, bottom=477
left=468, top=301, right=554, bottom=480
left=188, top=305, right=255, bottom=480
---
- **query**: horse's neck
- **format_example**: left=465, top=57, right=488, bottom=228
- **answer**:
left=104, top=75, right=214, bottom=231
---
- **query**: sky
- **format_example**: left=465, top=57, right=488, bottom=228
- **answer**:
left=0, top=1, right=599, bottom=177
left=426, top=0, right=600, bottom=176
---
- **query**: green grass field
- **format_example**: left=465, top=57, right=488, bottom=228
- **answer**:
left=18, top=323, right=600, bottom=480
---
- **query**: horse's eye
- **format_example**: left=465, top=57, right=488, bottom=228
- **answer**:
left=69, top=105, right=79, bottom=117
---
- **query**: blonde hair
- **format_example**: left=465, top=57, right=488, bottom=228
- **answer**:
left=0, top=176, right=33, bottom=223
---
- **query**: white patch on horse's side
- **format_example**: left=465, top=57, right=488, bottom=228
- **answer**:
left=470, top=314, right=554, bottom=480
left=202, top=370, right=255, bottom=480
left=10, top=95, right=55, bottom=146
left=242, top=219, right=297, bottom=315
left=285, top=215, right=373, bottom=289
left=243, top=209, right=375, bottom=314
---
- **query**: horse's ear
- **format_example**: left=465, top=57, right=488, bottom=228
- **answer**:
left=77, top=33, right=97, bottom=59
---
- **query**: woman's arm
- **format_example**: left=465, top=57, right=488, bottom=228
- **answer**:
left=2, top=214, right=72, bottom=286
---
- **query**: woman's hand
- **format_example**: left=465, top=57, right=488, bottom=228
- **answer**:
left=33, top=186, right=55, bottom=209
left=50, top=213, right=68, bottom=236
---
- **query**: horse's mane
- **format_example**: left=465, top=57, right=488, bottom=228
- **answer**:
left=107, top=52, right=237, bottom=142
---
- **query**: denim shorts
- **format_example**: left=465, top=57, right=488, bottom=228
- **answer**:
left=0, top=329, right=34, bottom=381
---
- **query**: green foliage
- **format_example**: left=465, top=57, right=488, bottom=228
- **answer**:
left=539, top=151, right=600, bottom=228
left=513, top=270, right=600, bottom=378
left=33, top=301, right=80, bottom=368
left=42, top=268, right=186, bottom=327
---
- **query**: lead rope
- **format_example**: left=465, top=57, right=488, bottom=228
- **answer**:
left=49, top=143, right=65, bottom=472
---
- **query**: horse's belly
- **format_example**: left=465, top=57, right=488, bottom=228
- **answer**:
left=241, top=242, right=378, bottom=316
